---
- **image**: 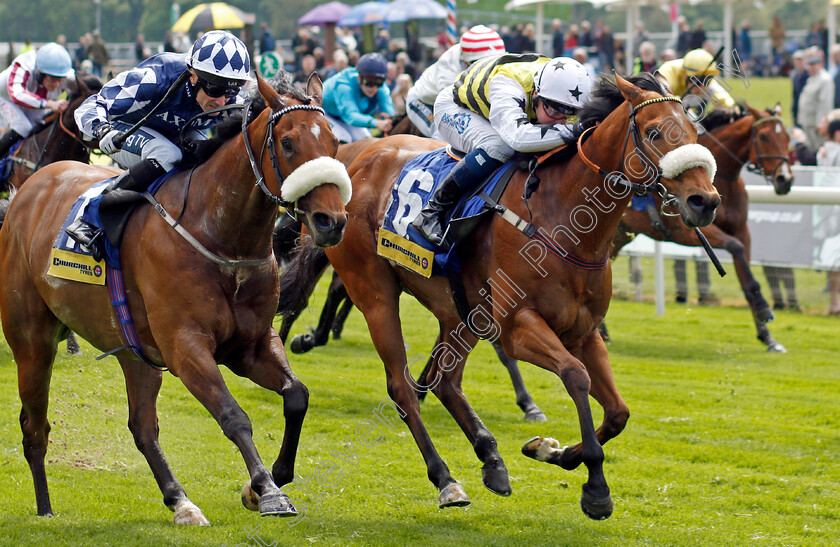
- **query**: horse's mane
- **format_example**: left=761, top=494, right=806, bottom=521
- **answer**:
left=578, top=73, right=667, bottom=132
left=699, top=102, right=750, bottom=132
left=179, top=72, right=313, bottom=167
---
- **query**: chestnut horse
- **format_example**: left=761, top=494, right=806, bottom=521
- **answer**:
left=612, top=105, right=793, bottom=352
left=282, top=74, right=720, bottom=517
left=3, top=73, right=102, bottom=192
left=0, top=74, right=349, bottom=524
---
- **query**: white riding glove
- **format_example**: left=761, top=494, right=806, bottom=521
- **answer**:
left=99, top=130, right=123, bottom=155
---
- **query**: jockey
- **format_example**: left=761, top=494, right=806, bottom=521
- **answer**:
left=655, top=48, right=735, bottom=116
left=322, top=52, right=394, bottom=143
left=0, top=42, right=74, bottom=159
left=66, top=30, right=252, bottom=252
left=412, top=54, right=592, bottom=246
left=406, top=25, right=506, bottom=139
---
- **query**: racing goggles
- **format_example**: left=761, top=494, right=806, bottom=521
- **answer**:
left=360, top=77, right=386, bottom=89
left=540, top=97, right=580, bottom=122
left=197, top=77, right=241, bottom=99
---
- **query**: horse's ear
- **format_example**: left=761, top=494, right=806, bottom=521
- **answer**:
left=774, top=102, right=783, bottom=116
left=256, top=73, right=288, bottom=109
left=744, top=103, right=762, bottom=119
left=615, top=73, right=642, bottom=103
left=307, top=72, right=323, bottom=106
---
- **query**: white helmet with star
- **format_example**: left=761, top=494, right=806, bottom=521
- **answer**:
left=533, top=57, right=592, bottom=110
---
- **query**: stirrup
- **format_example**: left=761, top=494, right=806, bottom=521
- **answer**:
left=65, top=219, right=104, bottom=262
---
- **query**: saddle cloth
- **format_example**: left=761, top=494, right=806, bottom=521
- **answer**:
left=378, top=147, right=512, bottom=277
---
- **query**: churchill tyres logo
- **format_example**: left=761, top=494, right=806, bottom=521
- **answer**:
left=47, top=248, right=106, bottom=285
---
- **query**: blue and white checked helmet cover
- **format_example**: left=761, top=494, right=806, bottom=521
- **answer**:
left=187, top=30, right=252, bottom=84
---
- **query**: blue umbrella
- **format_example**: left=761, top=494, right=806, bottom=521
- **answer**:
left=338, top=1, right=390, bottom=27
left=386, top=0, right=447, bottom=23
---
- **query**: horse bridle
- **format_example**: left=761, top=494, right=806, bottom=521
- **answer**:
left=10, top=104, right=92, bottom=174
left=578, top=96, right=684, bottom=197
left=700, top=114, right=790, bottom=184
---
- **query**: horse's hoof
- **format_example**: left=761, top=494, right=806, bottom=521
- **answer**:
left=241, top=480, right=260, bottom=511
left=767, top=341, right=787, bottom=353
left=258, top=491, right=297, bottom=517
left=290, top=333, right=314, bottom=354
left=438, top=483, right=471, bottom=508
left=482, top=462, right=512, bottom=496
left=580, top=486, right=613, bottom=520
left=523, top=407, right=548, bottom=422
left=173, top=500, right=210, bottom=526
left=521, top=436, right=563, bottom=463
left=756, top=306, right=775, bottom=323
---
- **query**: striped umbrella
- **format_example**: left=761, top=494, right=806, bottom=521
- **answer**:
left=171, top=3, right=253, bottom=33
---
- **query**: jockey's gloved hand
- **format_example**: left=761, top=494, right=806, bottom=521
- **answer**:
left=99, top=129, right=123, bottom=155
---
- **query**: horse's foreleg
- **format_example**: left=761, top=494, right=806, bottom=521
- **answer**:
left=172, top=342, right=296, bottom=518
left=119, top=358, right=208, bottom=525
left=490, top=341, right=546, bottom=422
left=506, top=309, right=613, bottom=521
left=330, top=293, right=354, bottom=340
left=426, top=327, right=511, bottom=497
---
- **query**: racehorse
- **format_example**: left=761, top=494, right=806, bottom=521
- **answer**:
left=3, top=72, right=102, bottom=192
left=612, top=104, right=793, bottom=352
left=387, top=114, right=423, bottom=137
left=0, top=74, right=350, bottom=524
left=281, top=73, right=720, bottom=517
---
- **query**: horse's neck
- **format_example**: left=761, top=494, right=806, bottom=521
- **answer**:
left=184, top=129, right=277, bottom=259
left=706, top=117, right=752, bottom=175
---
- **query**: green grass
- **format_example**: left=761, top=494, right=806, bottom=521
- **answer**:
left=0, top=260, right=838, bottom=546
left=725, top=77, right=793, bottom=127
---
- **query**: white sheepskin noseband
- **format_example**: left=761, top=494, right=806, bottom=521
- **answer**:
left=659, top=143, right=717, bottom=181
left=280, top=156, right=352, bottom=205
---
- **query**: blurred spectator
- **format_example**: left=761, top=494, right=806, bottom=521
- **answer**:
left=769, top=16, right=785, bottom=64
left=337, top=27, right=357, bottom=53
left=598, top=25, right=615, bottom=73
left=806, top=21, right=824, bottom=52
left=163, top=31, right=176, bottom=53
left=259, top=23, right=275, bottom=54
left=690, top=20, right=706, bottom=51
left=174, top=32, right=191, bottom=53
left=791, top=50, right=808, bottom=125
left=564, top=24, right=579, bottom=56
left=376, top=29, right=391, bottom=54
left=386, top=61, right=398, bottom=89
left=56, top=35, right=67, bottom=48
left=134, top=34, right=148, bottom=62
left=521, top=24, right=536, bottom=53
left=396, top=51, right=416, bottom=81
left=739, top=21, right=752, bottom=64
left=74, top=33, right=90, bottom=70
left=313, top=46, right=326, bottom=70
left=391, top=73, right=412, bottom=117
left=573, top=47, right=597, bottom=81
left=816, top=118, right=840, bottom=314
left=552, top=19, right=564, bottom=58
left=660, top=48, right=677, bottom=63
left=86, top=30, right=109, bottom=78
left=798, top=49, right=834, bottom=150
left=579, top=21, right=593, bottom=51
left=320, top=48, right=349, bottom=80
left=292, top=27, right=319, bottom=71
left=633, top=41, right=657, bottom=74
left=676, top=16, right=692, bottom=57
left=6, top=41, right=15, bottom=68
left=633, top=22, right=649, bottom=58
left=20, top=39, right=33, bottom=54
left=294, top=54, right=317, bottom=86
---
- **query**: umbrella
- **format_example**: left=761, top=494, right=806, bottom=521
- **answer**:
left=172, top=2, right=253, bottom=33
left=386, top=0, right=447, bottom=23
left=298, top=1, right=352, bottom=26
left=337, top=1, right=390, bottom=27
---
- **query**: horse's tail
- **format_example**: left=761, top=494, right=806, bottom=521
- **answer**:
left=277, top=237, right=331, bottom=317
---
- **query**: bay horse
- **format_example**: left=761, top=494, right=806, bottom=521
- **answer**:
left=3, top=72, right=103, bottom=192
left=282, top=73, right=720, bottom=517
left=0, top=74, right=349, bottom=524
left=612, top=104, right=793, bottom=352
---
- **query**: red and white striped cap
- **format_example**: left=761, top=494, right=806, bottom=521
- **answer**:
left=459, top=25, right=506, bottom=64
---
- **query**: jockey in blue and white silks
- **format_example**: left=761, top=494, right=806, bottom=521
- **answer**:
left=66, top=30, right=252, bottom=255
left=0, top=43, right=74, bottom=159
left=322, top=53, right=394, bottom=143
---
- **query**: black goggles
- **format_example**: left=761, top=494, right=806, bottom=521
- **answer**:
left=540, top=97, right=579, bottom=118
left=360, top=77, right=386, bottom=89
left=197, top=77, right=241, bottom=99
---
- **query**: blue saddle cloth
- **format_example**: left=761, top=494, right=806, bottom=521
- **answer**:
left=55, top=170, right=180, bottom=269
left=0, top=142, right=24, bottom=182
left=630, top=192, right=656, bottom=212
left=381, top=147, right=513, bottom=274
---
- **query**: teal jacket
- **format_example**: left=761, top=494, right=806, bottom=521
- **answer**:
left=323, top=67, right=394, bottom=128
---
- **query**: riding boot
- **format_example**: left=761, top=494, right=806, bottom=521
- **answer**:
left=411, top=148, right=502, bottom=246
left=65, top=158, right=167, bottom=257
left=0, top=130, right=24, bottom=159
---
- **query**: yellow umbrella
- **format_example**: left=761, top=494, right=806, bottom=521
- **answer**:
left=172, top=2, right=253, bottom=33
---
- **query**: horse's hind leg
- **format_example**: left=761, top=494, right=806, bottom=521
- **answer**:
left=3, top=298, right=60, bottom=516
left=490, top=341, right=546, bottom=422
left=426, top=327, right=511, bottom=497
left=119, top=358, right=208, bottom=525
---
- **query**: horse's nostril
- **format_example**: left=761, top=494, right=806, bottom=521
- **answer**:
left=312, top=212, right=335, bottom=232
left=686, top=194, right=720, bottom=214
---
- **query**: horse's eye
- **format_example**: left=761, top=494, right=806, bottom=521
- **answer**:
left=281, top=136, right=294, bottom=152
left=759, top=133, right=769, bottom=142
left=646, top=128, right=660, bottom=141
